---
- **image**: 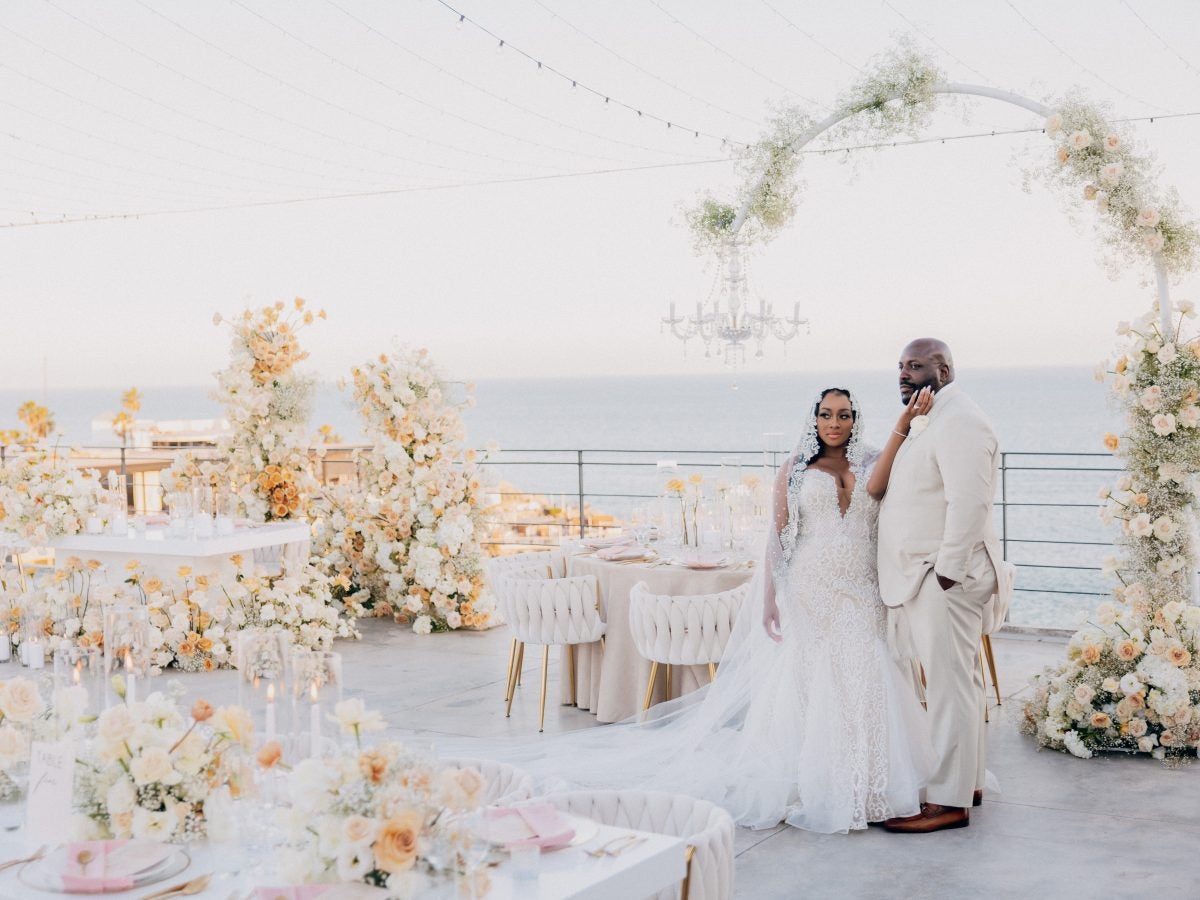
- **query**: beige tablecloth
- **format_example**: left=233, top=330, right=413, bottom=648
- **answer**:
left=563, top=555, right=754, bottom=723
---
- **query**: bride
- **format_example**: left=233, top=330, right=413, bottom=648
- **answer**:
left=481, top=386, right=936, bottom=834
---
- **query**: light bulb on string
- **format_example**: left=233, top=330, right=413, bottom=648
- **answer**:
left=497, top=39, right=504, bottom=53
left=457, top=14, right=464, bottom=28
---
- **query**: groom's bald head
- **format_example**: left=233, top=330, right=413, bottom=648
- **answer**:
left=898, top=338, right=955, bottom=404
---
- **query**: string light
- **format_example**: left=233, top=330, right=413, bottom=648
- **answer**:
left=1119, top=0, right=1200, bottom=83
left=532, top=0, right=761, bottom=128
left=1005, top=0, right=1174, bottom=114
left=322, top=0, right=708, bottom=161
left=433, top=0, right=752, bottom=149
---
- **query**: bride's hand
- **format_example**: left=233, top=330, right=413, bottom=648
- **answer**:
left=896, top=386, right=933, bottom=433
left=763, top=598, right=783, bottom=643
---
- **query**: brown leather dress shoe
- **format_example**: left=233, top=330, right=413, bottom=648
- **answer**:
left=973, top=789, right=983, bottom=807
left=883, top=803, right=969, bottom=833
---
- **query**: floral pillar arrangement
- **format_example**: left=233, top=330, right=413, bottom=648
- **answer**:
left=318, top=347, right=493, bottom=634
left=1023, top=304, right=1200, bottom=758
left=169, top=299, right=324, bottom=523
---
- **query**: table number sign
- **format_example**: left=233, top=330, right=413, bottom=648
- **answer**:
left=25, top=741, right=74, bottom=842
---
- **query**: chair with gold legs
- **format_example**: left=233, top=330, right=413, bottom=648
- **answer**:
left=438, top=757, right=535, bottom=807
left=496, top=571, right=606, bottom=732
left=628, top=581, right=748, bottom=714
left=531, top=789, right=734, bottom=900
left=486, top=550, right=561, bottom=704
left=979, top=562, right=1015, bottom=717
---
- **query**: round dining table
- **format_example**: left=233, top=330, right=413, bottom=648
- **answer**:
left=561, top=551, right=755, bottom=723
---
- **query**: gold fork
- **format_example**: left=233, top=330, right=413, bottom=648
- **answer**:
left=0, top=844, right=47, bottom=873
left=585, top=835, right=646, bottom=858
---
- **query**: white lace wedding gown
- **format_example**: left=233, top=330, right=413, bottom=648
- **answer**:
left=724, top=462, right=931, bottom=832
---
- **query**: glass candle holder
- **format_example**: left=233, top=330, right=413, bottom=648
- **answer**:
left=234, top=629, right=293, bottom=744
left=103, top=603, right=150, bottom=705
left=290, top=649, right=342, bottom=759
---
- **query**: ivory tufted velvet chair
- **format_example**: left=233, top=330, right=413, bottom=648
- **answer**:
left=628, top=581, right=748, bottom=712
left=495, top=570, right=606, bottom=732
left=438, top=757, right=535, bottom=807
left=534, top=789, right=735, bottom=900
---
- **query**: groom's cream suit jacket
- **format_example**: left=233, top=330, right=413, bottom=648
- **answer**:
left=877, top=382, right=1009, bottom=608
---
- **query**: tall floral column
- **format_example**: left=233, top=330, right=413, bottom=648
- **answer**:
left=319, top=347, right=493, bottom=633
left=1024, top=305, right=1200, bottom=758
left=169, top=299, right=324, bottom=522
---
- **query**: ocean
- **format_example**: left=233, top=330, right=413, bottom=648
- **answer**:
left=0, top=367, right=1123, bottom=629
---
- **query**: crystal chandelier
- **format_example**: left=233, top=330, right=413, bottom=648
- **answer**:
left=662, top=242, right=808, bottom=365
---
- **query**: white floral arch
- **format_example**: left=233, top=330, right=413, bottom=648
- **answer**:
left=755, top=81, right=1182, bottom=322
left=688, top=45, right=1200, bottom=759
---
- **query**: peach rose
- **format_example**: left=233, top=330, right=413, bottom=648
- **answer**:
left=1089, top=711, right=1113, bottom=729
left=1080, top=645, right=1103, bottom=665
left=342, top=814, right=378, bottom=848
left=256, top=741, right=283, bottom=769
left=191, top=700, right=214, bottom=722
left=359, top=750, right=389, bottom=784
left=0, top=678, right=43, bottom=722
left=1103, top=433, right=1119, bottom=452
left=373, top=811, right=422, bottom=873
left=1167, top=646, right=1191, bottom=667
left=1115, top=640, right=1142, bottom=662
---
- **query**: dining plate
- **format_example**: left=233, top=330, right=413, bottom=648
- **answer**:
left=18, top=843, right=190, bottom=894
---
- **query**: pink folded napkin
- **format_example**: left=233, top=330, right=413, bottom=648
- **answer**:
left=583, top=536, right=631, bottom=550
left=484, top=803, right=575, bottom=850
left=595, top=545, right=647, bottom=561
left=60, top=840, right=134, bottom=894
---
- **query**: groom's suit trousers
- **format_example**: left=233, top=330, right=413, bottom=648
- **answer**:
left=907, top=570, right=992, bottom=808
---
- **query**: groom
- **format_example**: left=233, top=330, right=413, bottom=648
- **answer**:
left=878, top=338, right=1006, bottom=833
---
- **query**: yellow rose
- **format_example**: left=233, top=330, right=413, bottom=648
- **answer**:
left=1103, top=433, right=1120, bottom=452
left=373, top=811, right=422, bottom=873
left=1080, top=644, right=1103, bottom=665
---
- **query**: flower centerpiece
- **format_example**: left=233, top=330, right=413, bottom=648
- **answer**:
left=278, top=700, right=487, bottom=893
left=316, top=347, right=494, bottom=634
left=0, top=677, right=45, bottom=801
left=124, top=557, right=359, bottom=674
left=0, top=451, right=101, bottom=544
left=1023, top=301, right=1200, bottom=758
left=73, top=691, right=252, bottom=841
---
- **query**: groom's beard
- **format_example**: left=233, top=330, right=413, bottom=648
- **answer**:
left=899, top=377, right=939, bottom=404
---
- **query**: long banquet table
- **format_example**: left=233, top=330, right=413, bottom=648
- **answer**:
left=0, top=821, right=686, bottom=899
left=48, top=521, right=312, bottom=580
left=563, top=553, right=755, bottom=724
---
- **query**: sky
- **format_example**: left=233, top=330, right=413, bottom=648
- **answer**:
left=1, top=0, right=1199, bottom=388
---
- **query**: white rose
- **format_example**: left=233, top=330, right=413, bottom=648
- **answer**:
left=1151, top=413, right=1176, bottom=436
left=413, top=615, right=433, bottom=635
left=1120, top=673, right=1144, bottom=696
left=1140, top=385, right=1163, bottom=412
left=1136, top=207, right=1161, bottom=228
left=1068, top=129, right=1092, bottom=150
left=336, top=845, right=374, bottom=883
left=1137, top=735, right=1157, bottom=753
left=1179, top=406, right=1200, bottom=428
left=1156, top=343, right=1177, bottom=365
left=1144, top=231, right=1165, bottom=253
left=1044, top=112, right=1063, bottom=137
left=0, top=724, right=28, bottom=768
left=1128, top=514, right=1153, bottom=538
left=131, top=807, right=175, bottom=841
left=106, top=777, right=137, bottom=815
left=1100, top=162, right=1124, bottom=186
left=1152, top=515, right=1179, bottom=542
left=130, top=747, right=180, bottom=786
left=1104, top=133, right=1120, bottom=151
left=0, top=678, right=43, bottom=722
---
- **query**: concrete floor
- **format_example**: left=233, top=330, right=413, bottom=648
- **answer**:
left=168, top=621, right=1199, bottom=900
